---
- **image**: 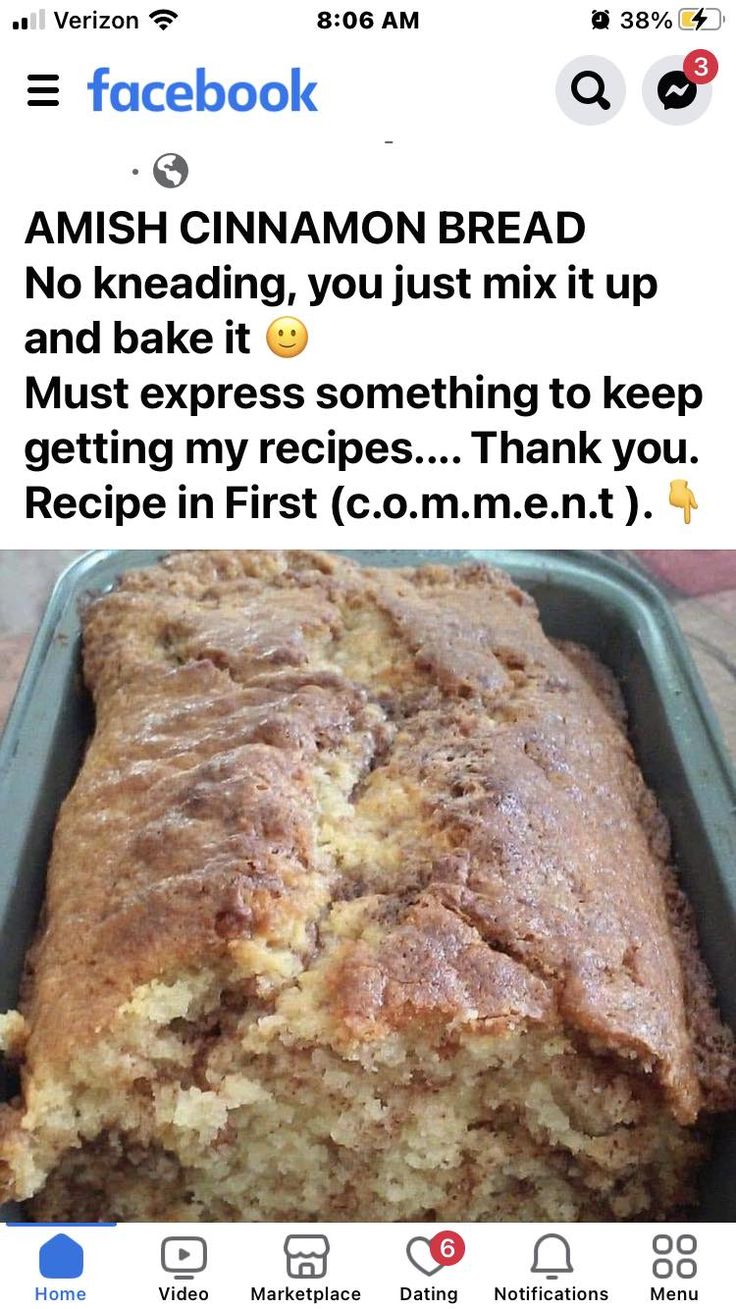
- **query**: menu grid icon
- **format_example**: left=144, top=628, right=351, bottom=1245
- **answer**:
left=26, top=71, right=59, bottom=106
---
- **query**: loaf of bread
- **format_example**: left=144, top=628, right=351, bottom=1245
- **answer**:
left=1, top=551, right=734, bottom=1220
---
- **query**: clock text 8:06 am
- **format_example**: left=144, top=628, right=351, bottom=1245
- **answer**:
left=316, top=10, right=419, bottom=30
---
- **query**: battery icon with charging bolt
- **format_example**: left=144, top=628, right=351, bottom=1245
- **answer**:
left=679, top=8, right=722, bottom=28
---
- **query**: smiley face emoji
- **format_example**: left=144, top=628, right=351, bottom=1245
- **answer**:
left=266, top=316, right=308, bottom=358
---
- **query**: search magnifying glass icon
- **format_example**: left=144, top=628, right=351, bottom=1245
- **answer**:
left=571, top=70, right=611, bottom=110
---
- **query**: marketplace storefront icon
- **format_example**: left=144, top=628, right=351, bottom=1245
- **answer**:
left=284, top=1235, right=330, bottom=1280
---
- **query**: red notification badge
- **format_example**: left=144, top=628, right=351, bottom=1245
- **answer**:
left=429, top=1230, right=466, bottom=1267
left=683, top=49, right=719, bottom=84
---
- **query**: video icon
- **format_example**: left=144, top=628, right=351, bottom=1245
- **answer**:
left=161, top=1237, right=207, bottom=1280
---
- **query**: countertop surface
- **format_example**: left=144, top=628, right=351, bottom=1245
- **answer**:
left=1, top=549, right=734, bottom=758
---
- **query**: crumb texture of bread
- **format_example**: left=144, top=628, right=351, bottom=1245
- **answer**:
left=1, top=550, right=734, bottom=1221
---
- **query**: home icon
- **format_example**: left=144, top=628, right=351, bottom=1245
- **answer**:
left=283, top=1234, right=330, bottom=1279
left=39, top=1234, right=84, bottom=1279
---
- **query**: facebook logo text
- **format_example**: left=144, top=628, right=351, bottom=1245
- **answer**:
left=86, top=67, right=319, bottom=112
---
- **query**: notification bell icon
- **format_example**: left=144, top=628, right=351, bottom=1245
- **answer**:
left=530, top=1233, right=574, bottom=1279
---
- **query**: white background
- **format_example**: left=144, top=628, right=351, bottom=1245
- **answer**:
left=0, top=0, right=733, bottom=547
left=0, top=1220, right=728, bottom=1304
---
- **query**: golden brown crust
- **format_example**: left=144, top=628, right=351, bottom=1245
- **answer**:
left=4, top=550, right=735, bottom=1204
left=24, top=660, right=382, bottom=1072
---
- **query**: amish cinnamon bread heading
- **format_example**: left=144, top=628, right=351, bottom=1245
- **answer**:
left=1, top=551, right=733, bottom=1220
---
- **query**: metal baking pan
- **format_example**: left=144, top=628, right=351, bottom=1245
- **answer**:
left=1, top=549, right=735, bottom=1220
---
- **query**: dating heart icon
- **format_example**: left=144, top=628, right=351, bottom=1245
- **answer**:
left=406, top=1237, right=442, bottom=1276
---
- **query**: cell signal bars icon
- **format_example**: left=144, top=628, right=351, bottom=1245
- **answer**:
left=13, top=8, right=46, bottom=28
left=27, top=72, right=59, bottom=106
left=150, top=7, right=178, bottom=29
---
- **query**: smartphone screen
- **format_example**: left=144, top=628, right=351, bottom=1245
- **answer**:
left=0, top=0, right=734, bottom=1297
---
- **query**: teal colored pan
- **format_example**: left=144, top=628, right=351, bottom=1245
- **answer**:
left=1, top=550, right=734, bottom=1219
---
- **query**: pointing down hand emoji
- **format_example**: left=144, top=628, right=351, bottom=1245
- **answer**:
left=669, top=479, right=698, bottom=525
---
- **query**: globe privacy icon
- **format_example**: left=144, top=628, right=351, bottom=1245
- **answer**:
left=39, top=1234, right=84, bottom=1279
left=153, top=152, right=189, bottom=187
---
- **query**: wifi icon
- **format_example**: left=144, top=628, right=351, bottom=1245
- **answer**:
left=149, top=7, right=178, bottom=29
